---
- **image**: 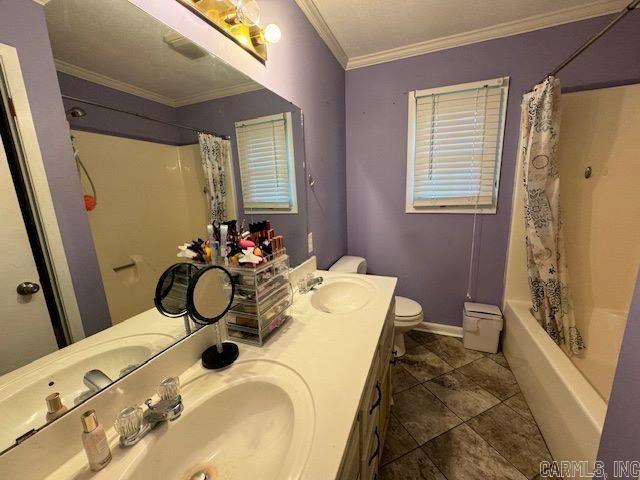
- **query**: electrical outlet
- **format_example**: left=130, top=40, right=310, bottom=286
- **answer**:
left=307, top=232, right=313, bottom=253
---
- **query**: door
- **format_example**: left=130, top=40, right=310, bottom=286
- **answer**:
left=0, top=133, right=58, bottom=375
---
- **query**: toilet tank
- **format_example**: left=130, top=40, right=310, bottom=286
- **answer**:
left=329, top=256, right=367, bottom=274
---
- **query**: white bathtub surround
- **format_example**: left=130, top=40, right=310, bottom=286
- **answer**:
left=569, top=308, right=627, bottom=401
left=503, top=176, right=606, bottom=468
left=518, top=76, right=584, bottom=355
left=0, top=270, right=397, bottom=480
left=502, top=300, right=606, bottom=472
left=503, top=83, right=612, bottom=469
left=556, top=84, right=640, bottom=401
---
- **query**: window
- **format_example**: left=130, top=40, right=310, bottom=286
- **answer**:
left=406, top=77, right=509, bottom=214
left=235, top=112, right=297, bottom=214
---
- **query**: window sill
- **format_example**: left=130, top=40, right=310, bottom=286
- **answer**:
left=405, top=206, right=497, bottom=214
left=243, top=208, right=299, bottom=215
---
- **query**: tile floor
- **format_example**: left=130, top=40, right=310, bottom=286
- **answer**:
left=380, top=331, right=554, bottom=480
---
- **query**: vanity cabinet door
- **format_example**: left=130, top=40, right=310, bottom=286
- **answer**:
left=379, top=363, right=392, bottom=439
left=338, top=414, right=361, bottom=480
left=361, top=353, right=382, bottom=479
left=363, top=425, right=381, bottom=480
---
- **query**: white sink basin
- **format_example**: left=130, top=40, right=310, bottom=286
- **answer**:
left=121, top=361, right=314, bottom=480
left=0, top=334, right=173, bottom=451
left=310, top=277, right=375, bottom=314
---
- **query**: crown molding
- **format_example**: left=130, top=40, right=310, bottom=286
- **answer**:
left=32, top=0, right=52, bottom=5
left=55, top=60, right=176, bottom=106
left=294, top=0, right=348, bottom=68
left=346, top=0, right=627, bottom=70
left=172, top=82, right=264, bottom=106
left=55, top=60, right=262, bottom=107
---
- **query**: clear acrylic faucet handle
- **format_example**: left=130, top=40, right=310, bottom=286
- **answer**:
left=158, top=377, right=180, bottom=401
left=115, top=405, right=143, bottom=438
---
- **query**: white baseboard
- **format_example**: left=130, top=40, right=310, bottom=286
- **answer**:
left=414, top=321, right=463, bottom=338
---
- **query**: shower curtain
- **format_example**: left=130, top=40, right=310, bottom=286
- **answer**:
left=198, top=133, right=230, bottom=226
left=518, top=76, right=585, bottom=355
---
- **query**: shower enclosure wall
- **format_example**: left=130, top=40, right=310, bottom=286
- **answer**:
left=503, top=83, right=640, bottom=469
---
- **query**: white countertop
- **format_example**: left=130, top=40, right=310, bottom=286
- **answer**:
left=236, top=270, right=396, bottom=479
left=40, top=270, right=397, bottom=480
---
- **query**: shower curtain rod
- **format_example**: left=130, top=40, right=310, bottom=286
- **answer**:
left=61, top=94, right=231, bottom=140
left=534, top=0, right=639, bottom=86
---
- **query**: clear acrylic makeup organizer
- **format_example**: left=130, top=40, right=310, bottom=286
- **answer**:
left=224, top=249, right=292, bottom=346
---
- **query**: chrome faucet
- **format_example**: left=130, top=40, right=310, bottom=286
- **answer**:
left=83, top=369, right=112, bottom=392
left=299, top=274, right=323, bottom=294
left=307, top=276, right=324, bottom=290
left=114, top=377, right=183, bottom=447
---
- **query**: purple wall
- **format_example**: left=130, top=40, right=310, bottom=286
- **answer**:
left=0, top=0, right=110, bottom=335
left=257, top=0, right=347, bottom=269
left=59, top=73, right=183, bottom=146
left=597, top=271, right=640, bottom=476
left=345, top=11, right=640, bottom=326
left=177, top=90, right=309, bottom=266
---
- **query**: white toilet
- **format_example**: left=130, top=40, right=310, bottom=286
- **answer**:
left=393, top=296, right=423, bottom=357
left=329, top=256, right=424, bottom=357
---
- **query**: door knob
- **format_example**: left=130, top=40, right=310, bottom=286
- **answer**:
left=17, top=282, right=40, bottom=296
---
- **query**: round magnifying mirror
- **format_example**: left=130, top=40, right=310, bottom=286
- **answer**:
left=155, top=263, right=199, bottom=336
left=154, top=263, right=199, bottom=317
left=186, top=266, right=238, bottom=370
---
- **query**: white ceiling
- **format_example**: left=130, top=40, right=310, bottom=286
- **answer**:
left=295, top=0, right=629, bottom=69
left=45, top=0, right=263, bottom=107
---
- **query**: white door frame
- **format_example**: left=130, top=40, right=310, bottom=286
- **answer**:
left=0, top=43, right=85, bottom=342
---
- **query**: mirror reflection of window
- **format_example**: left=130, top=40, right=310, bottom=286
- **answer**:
left=235, top=112, right=298, bottom=214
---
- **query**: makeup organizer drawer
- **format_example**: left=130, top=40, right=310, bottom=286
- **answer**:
left=225, top=250, right=293, bottom=346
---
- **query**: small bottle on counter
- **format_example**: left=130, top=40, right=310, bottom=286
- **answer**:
left=45, top=392, right=68, bottom=423
left=80, top=409, right=112, bottom=471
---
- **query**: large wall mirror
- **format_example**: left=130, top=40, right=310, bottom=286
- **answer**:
left=0, top=0, right=308, bottom=452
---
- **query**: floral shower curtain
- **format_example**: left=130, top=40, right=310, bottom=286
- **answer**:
left=198, top=133, right=230, bottom=226
left=518, top=76, right=585, bottom=355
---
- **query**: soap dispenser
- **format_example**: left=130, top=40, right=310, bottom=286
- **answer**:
left=45, top=392, right=68, bottom=422
left=80, top=410, right=112, bottom=471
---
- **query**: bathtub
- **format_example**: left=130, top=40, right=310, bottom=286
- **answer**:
left=570, top=307, right=627, bottom=402
left=502, top=300, right=607, bottom=468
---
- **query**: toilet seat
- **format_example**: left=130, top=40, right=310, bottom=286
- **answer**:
left=395, top=314, right=423, bottom=324
left=393, top=296, right=423, bottom=357
left=395, top=296, right=422, bottom=321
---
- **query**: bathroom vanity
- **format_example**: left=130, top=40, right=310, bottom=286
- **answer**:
left=1, top=260, right=396, bottom=479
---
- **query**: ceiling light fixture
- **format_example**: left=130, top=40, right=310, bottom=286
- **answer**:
left=264, top=24, right=281, bottom=44
left=237, top=0, right=261, bottom=27
left=177, top=0, right=280, bottom=63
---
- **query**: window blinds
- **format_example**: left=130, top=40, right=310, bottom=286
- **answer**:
left=235, top=113, right=294, bottom=210
left=407, top=78, right=508, bottom=211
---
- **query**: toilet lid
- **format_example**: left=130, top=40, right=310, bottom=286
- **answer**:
left=395, top=296, right=422, bottom=317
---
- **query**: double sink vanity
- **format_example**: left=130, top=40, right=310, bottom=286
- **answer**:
left=3, top=259, right=397, bottom=479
